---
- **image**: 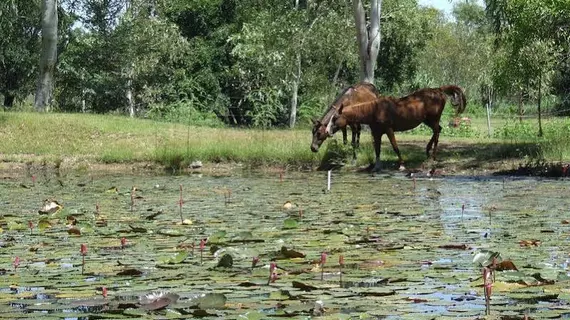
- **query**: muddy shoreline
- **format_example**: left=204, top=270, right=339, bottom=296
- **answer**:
left=1, top=155, right=568, bottom=178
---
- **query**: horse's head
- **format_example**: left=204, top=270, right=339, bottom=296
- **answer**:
left=310, top=119, right=334, bottom=152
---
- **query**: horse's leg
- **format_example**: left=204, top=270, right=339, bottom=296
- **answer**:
left=431, top=124, right=442, bottom=160
left=426, top=134, right=435, bottom=158
left=350, top=124, right=358, bottom=165
left=385, top=128, right=405, bottom=171
left=342, top=127, right=348, bottom=145
left=371, top=125, right=383, bottom=172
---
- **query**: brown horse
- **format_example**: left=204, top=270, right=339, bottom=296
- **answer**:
left=310, top=82, right=380, bottom=160
left=329, top=85, right=466, bottom=171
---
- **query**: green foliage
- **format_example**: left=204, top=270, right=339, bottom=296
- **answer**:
left=376, top=0, right=436, bottom=91
left=0, top=0, right=42, bottom=108
left=494, top=120, right=537, bottom=139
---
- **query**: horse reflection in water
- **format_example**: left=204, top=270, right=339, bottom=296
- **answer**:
left=310, top=82, right=380, bottom=161
left=311, top=85, right=466, bottom=172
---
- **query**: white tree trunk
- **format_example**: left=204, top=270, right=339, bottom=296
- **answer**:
left=353, top=0, right=382, bottom=83
left=126, top=64, right=134, bottom=117
left=289, top=53, right=301, bottom=128
left=34, top=0, right=58, bottom=112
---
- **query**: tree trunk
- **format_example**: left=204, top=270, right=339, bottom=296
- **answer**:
left=353, top=0, right=382, bottom=83
left=3, top=94, right=15, bottom=109
left=34, top=0, right=58, bottom=112
left=518, top=92, right=523, bottom=123
left=537, top=71, right=543, bottom=137
left=126, top=65, right=134, bottom=117
left=289, top=53, right=301, bottom=128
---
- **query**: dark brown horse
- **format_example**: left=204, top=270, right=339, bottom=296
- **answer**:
left=310, top=82, right=380, bottom=160
left=328, top=85, right=466, bottom=171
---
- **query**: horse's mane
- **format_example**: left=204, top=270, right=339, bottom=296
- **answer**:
left=318, top=82, right=379, bottom=124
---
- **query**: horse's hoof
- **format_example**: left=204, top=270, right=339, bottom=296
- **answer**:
left=372, top=165, right=382, bottom=173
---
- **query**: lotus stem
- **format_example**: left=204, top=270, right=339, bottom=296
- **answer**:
left=179, top=184, right=184, bottom=223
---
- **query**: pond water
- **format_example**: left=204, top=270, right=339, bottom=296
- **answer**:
left=1, top=169, right=570, bottom=319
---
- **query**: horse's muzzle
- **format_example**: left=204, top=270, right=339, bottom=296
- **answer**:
left=311, top=144, right=319, bottom=152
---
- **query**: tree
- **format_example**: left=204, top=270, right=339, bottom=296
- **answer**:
left=34, top=0, right=58, bottom=111
left=0, top=0, right=42, bottom=109
left=486, top=0, right=569, bottom=124
left=353, top=0, right=382, bottom=83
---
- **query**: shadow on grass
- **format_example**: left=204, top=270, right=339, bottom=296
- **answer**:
left=320, top=140, right=546, bottom=174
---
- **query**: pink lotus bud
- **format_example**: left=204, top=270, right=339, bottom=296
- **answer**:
left=13, top=256, right=20, bottom=269
left=199, top=239, right=206, bottom=251
left=320, top=252, right=327, bottom=266
left=252, top=256, right=260, bottom=268
left=102, top=287, right=108, bottom=298
left=270, top=272, right=278, bottom=283
left=80, top=244, right=87, bottom=256
left=269, top=261, right=276, bottom=274
left=121, top=237, right=127, bottom=248
left=339, top=255, right=344, bottom=266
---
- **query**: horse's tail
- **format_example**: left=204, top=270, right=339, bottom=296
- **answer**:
left=440, top=85, right=466, bottom=115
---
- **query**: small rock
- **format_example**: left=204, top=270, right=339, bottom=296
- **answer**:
left=190, top=161, right=203, bottom=169
left=216, top=254, right=233, bottom=268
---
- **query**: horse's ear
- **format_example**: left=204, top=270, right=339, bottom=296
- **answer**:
left=312, top=118, right=320, bottom=126
left=346, top=88, right=355, bottom=95
left=337, top=103, right=345, bottom=114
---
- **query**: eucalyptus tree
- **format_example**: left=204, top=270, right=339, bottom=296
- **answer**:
left=34, top=0, right=58, bottom=111
left=0, top=0, right=42, bottom=109
left=415, top=1, right=493, bottom=101
left=353, top=0, right=382, bottom=83
left=486, top=0, right=570, bottom=120
left=229, top=0, right=355, bottom=127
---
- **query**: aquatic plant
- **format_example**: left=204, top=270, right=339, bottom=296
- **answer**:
left=268, top=261, right=277, bottom=285
left=251, top=256, right=259, bottom=272
left=339, top=255, right=344, bottom=286
left=13, top=256, right=20, bottom=272
left=320, top=252, right=327, bottom=281
left=80, top=244, right=87, bottom=274
left=199, top=238, right=206, bottom=265
left=178, top=184, right=185, bottom=223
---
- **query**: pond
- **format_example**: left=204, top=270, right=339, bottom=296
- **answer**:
left=1, top=168, right=570, bottom=319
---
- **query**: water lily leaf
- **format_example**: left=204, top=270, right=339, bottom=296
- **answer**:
left=158, top=229, right=185, bottom=237
left=38, top=219, right=52, bottom=231
left=496, top=260, right=518, bottom=271
left=209, top=231, right=227, bottom=244
left=473, top=250, right=501, bottom=267
left=439, top=244, right=469, bottom=250
left=128, top=225, right=147, bottom=233
left=67, top=227, right=81, bottom=236
left=350, top=288, right=396, bottom=297
left=292, top=281, right=318, bottom=291
left=159, top=251, right=189, bottom=265
left=216, top=254, right=233, bottom=268
left=117, top=268, right=144, bottom=276
left=7, top=221, right=25, bottom=231
left=278, top=246, right=305, bottom=259
left=38, top=199, right=63, bottom=215
left=283, top=218, right=298, bottom=229
left=140, top=292, right=179, bottom=311
left=238, top=311, right=265, bottom=320
left=180, top=293, right=227, bottom=310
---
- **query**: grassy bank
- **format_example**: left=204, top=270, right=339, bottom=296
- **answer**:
left=0, top=112, right=568, bottom=172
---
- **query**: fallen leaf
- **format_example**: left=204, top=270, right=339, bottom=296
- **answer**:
left=496, top=260, right=518, bottom=271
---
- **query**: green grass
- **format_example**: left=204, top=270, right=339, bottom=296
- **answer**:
left=0, top=111, right=568, bottom=171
